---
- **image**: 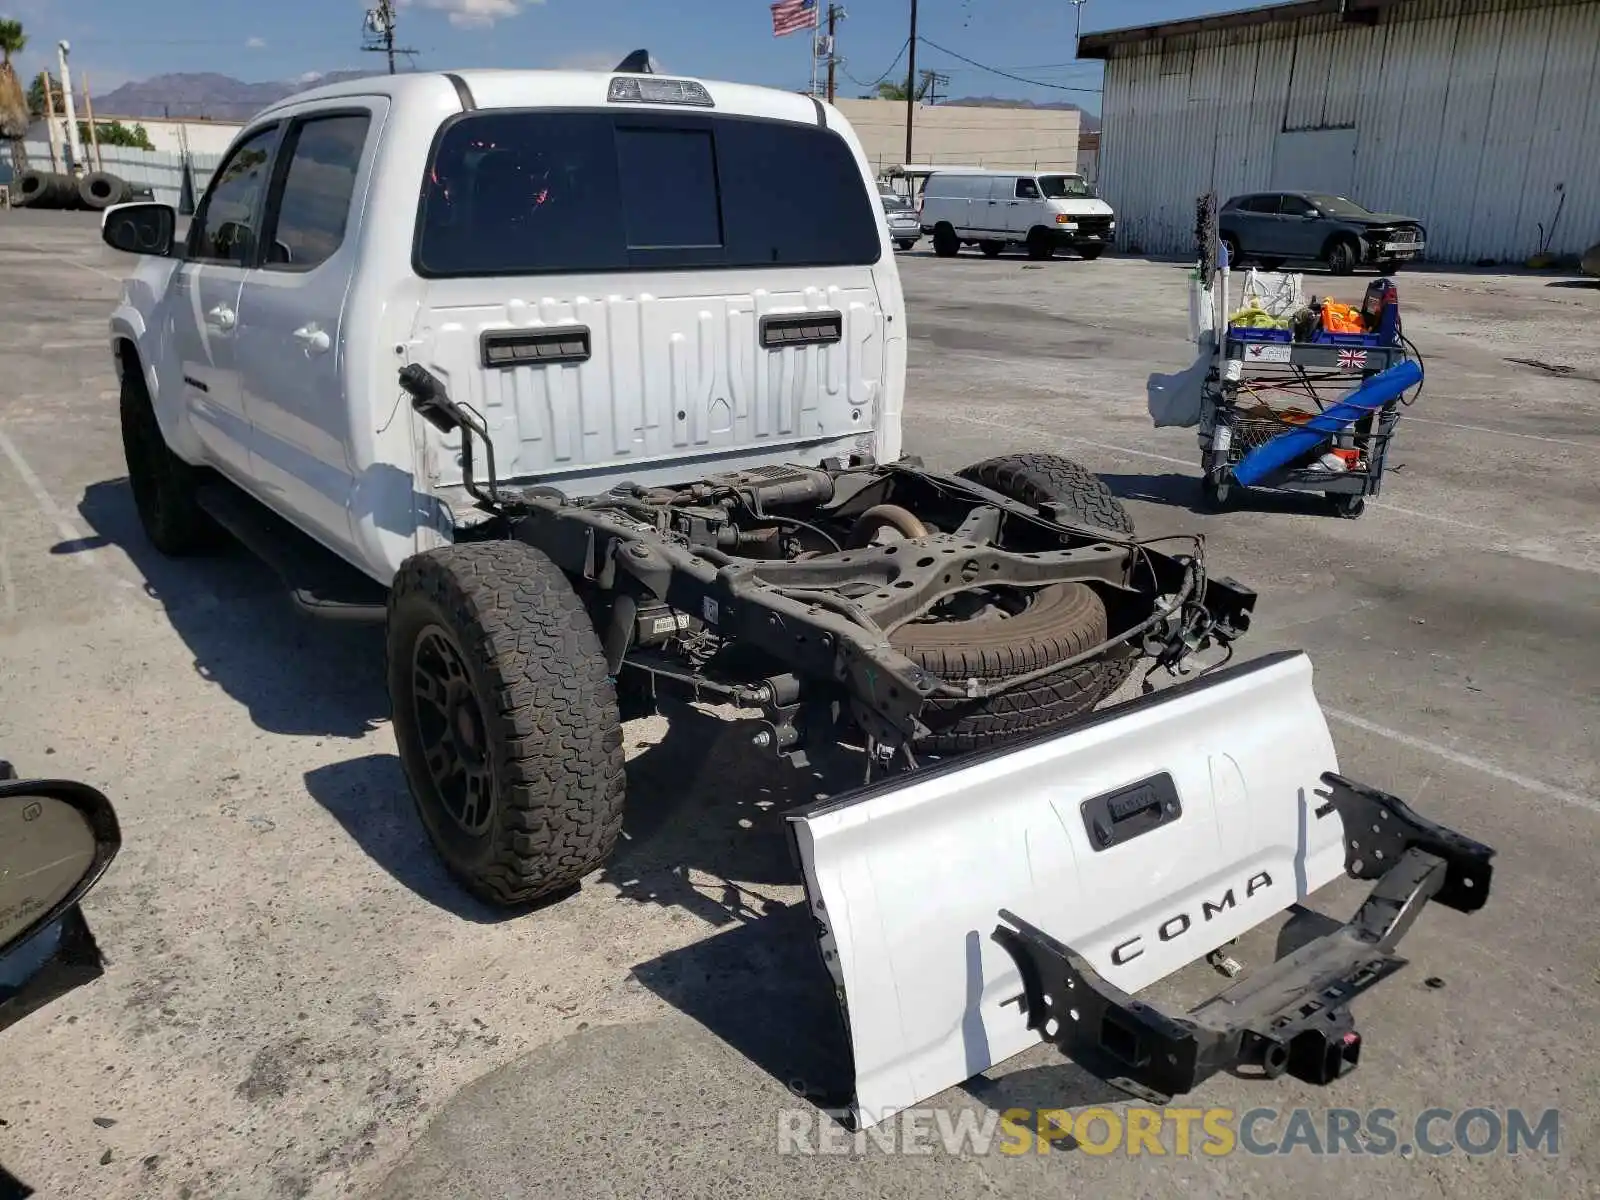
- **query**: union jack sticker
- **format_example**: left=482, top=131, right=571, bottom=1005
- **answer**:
left=1338, top=348, right=1369, bottom=370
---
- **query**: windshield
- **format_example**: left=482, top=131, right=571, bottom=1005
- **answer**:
left=880, top=192, right=912, bottom=212
left=1308, top=194, right=1375, bottom=219
left=1039, top=174, right=1095, bottom=199
left=416, top=111, right=882, bottom=276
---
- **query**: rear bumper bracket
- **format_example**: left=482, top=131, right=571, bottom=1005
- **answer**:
left=993, top=772, right=1495, bottom=1104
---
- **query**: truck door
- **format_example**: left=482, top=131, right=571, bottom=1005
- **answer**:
left=169, top=123, right=281, bottom=482
left=236, top=103, right=386, bottom=555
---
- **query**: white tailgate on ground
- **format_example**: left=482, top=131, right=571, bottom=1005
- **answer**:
left=788, top=650, right=1347, bottom=1128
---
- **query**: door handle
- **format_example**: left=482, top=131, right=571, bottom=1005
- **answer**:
left=293, top=324, right=331, bottom=354
left=206, top=304, right=236, bottom=331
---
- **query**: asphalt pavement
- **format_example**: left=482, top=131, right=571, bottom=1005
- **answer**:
left=0, top=209, right=1595, bottom=1199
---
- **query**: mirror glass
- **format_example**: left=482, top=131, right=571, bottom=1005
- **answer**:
left=0, top=795, right=98, bottom=949
left=102, top=204, right=176, bottom=257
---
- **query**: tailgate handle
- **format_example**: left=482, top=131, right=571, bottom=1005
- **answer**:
left=1080, top=773, right=1182, bottom=851
left=760, top=312, right=843, bottom=350
left=480, top=326, right=592, bottom=369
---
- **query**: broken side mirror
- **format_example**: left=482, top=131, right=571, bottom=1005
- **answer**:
left=101, top=201, right=177, bottom=258
left=0, top=769, right=121, bottom=1035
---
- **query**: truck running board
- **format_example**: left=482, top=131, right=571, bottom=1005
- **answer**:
left=195, top=483, right=389, bottom=623
left=786, top=651, right=1495, bottom=1128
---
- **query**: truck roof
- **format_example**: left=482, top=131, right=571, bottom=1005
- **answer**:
left=255, top=68, right=828, bottom=129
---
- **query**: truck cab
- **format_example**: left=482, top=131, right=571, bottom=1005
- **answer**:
left=103, top=68, right=906, bottom=586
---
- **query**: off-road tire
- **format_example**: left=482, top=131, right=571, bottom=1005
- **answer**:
left=894, top=583, right=1114, bottom=755
left=979, top=240, right=1005, bottom=258
left=1078, top=245, right=1107, bottom=261
left=1326, top=237, right=1359, bottom=277
left=933, top=225, right=960, bottom=257
left=387, top=542, right=626, bottom=908
left=119, top=366, right=220, bottom=556
left=957, top=452, right=1136, bottom=538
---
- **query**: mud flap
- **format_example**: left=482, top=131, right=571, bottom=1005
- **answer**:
left=789, top=650, right=1362, bottom=1128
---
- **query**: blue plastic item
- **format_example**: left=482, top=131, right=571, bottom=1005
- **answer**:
left=1230, top=359, right=1422, bottom=487
left=1229, top=327, right=1294, bottom=343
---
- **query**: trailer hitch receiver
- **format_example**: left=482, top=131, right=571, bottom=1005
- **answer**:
left=993, top=773, right=1495, bottom=1104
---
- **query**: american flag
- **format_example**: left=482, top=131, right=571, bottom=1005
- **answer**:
left=771, top=0, right=817, bottom=38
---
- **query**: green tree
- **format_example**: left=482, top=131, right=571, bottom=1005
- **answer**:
left=26, top=69, right=59, bottom=117
left=80, top=119, right=154, bottom=150
left=875, top=75, right=933, bottom=103
left=1, top=19, right=29, bottom=163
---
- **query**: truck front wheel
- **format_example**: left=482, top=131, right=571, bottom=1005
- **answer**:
left=119, top=367, right=219, bottom=556
left=387, top=542, right=626, bottom=907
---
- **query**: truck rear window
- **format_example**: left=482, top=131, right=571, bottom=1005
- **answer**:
left=414, top=110, right=882, bottom=277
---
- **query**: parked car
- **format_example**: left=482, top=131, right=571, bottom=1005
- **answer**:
left=880, top=189, right=922, bottom=251
left=919, top=169, right=1116, bottom=260
left=1220, top=191, right=1427, bottom=276
left=1582, top=241, right=1600, bottom=278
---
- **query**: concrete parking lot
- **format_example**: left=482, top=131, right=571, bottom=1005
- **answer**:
left=0, top=209, right=1596, bottom=1200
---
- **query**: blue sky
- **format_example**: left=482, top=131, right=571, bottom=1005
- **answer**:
left=4, top=0, right=1270, bottom=113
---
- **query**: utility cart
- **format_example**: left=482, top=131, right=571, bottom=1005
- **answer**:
left=1193, top=247, right=1423, bottom=518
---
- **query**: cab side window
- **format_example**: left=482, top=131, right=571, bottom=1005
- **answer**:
left=1015, top=178, right=1041, bottom=200
left=188, top=126, right=279, bottom=265
left=263, top=113, right=372, bottom=270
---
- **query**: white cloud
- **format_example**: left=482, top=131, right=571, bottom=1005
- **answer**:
left=246, top=36, right=267, bottom=49
left=295, top=70, right=326, bottom=84
left=400, top=0, right=540, bottom=30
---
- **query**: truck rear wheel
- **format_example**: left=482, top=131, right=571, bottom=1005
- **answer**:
left=119, top=366, right=220, bottom=556
left=387, top=542, right=626, bottom=907
left=957, top=452, right=1136, bottom=538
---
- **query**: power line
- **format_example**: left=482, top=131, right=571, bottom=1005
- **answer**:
left=841, top=37, right=909, bottom=90
left=915, top=36, right=1104, bottom=95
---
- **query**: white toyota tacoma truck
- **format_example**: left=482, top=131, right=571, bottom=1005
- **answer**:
left=99, top=59, right=1494, bottom=1128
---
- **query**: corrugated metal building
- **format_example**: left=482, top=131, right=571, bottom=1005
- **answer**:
left=1080, top=0, right=1600, bottom=263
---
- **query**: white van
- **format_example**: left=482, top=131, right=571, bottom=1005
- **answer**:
left=919, top=169, right=1116, bottom=261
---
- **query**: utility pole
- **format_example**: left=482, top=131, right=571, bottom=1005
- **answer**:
left=1071, top=0, right=1088, bottom=57
left=824, top=5, right=845, bottom=105
left=57, top=41, right=85, bottom=176
left=904, top=0, right=918, bottom=165
left=920, top=69, right=948, bottom=107
left=362, top=1, right=415, bottom=75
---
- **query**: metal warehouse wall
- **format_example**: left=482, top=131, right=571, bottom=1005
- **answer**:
left=1098, top=0, right=1600, bottom=262
left=833, top=99, right=1081, bottom=177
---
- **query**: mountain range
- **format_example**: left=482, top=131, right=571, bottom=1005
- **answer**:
left=94, top=72, right=1100, bottom=129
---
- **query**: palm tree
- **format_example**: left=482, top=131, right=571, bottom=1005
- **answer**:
left=0, top=19, right=31, bottom=176
left=875, top=75, right=934, bottom=103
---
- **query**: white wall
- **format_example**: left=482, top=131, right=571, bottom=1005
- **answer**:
left=1096, top=0, right=1600, bottom=262
left=25, top=115, right=245, bottom=159
left=832, top=99, right=1080, bottom=177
